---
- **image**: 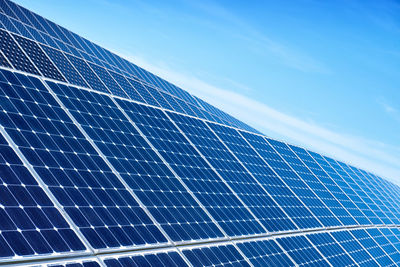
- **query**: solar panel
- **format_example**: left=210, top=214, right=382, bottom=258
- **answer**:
left=0, top=69, right=167, bottom=251
left=47, top=80, right=223, bottom=242
left=182, top=243, right=250, bottom=266
left=117, top=100, right=265, bottom=237
left=236, top=239, right=295, bottom=266
left=1, top=0, right=400, bottom=265
left=102, top=250, right=188, bottom=267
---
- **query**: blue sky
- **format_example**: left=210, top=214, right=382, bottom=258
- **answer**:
left=15, top=0, right=400, bottom=182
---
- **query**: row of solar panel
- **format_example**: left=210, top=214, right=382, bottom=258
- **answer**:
left=1, top=68, right=400, bottom=261
left=16, top=227, right=400, bottom=266
left=0, top=0, right=259, bottom=134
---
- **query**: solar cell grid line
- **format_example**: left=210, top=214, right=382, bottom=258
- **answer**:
left=40, top=44, right=89, bottom=88
left=304, top=150, right=372, bottom=225
left=329, top=230, right=379, bottom=266
left=235, top=238, right=296, bottom=266
left=49, top=81, right=225, bottom=244
left=306, top=232, right=357, bottom=266
left=322, top=156, right=385, bottom=225
left=181, top=243, right=252, bottom=267
left=350, top=229, right=395, bottom=266
left=336, top=161, right=394, bottom=225
left=239, top=130, right=323, bottom=230
left=357, top=170, right=400, bottom=224
left=366, top=228, right=400, bottom=264
left=276, top=234, right=331, bottom=267
left=350, top=167, right=400, bottom=224
left=266, top=139, right=351, bottom=227
left=12, top=33, right=66, bottom=82
left=286, top=145, right=360, bottom=227
left=203, top=121, right=298, bottom=232
left=0, top=68, right=168, bottom=250
left=0, top=28, right=40, bottom=75
left=0, top=128, right=90, bottom=262
left=117, top=99, right=265, bottom=238
left=101, top=249, right=189, bottom=267
left=165, top=111, right=273, bottom=236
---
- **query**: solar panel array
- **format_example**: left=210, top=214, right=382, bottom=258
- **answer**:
left=0, top=0, right=399, bottom=266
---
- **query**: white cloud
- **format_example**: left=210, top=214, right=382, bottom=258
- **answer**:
left=115, top=51, right=400, bottom=184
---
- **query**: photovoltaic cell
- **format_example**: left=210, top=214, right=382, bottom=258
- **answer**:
left=0, top=130, right=86, bottom=258
left=0, top=68, right=166, bottom=250
left=12, top=33, right=65, bottom=81
left=103, top=251, right=188, bottom=267
left=49, top=81, right=223, bottom=242
left=0, top=28, right=39, bottom=75
left=237, top=239, right=295, bottom=266
left=40, top=44, right=89, bottom=88
left=118, top=100, right=265, bottom=237
left=182, top=244, right=250, bottom=267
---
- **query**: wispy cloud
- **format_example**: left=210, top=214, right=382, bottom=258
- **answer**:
left=378, top=97, right=400, bottom=122
left=181, top=0, right=332, bottom=74
left=116, top=52, right=400, bottom=184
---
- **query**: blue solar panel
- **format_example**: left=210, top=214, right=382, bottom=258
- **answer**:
left=65, top=54, right=109, bottom=94
left=3, top=0, right=400, bottom=265
left=43, top=259, right=101, bottom=267
left=307, top=232, right=356, bottom=266
left=186, top=119, right=296, bottom=232
left=182, top=244, right=250, bottom=266
left=366, top=228, right=400, bottom=264
left=305, top=150, right=372, bottom=225
left=337, top=161, right=393, bottom=224
left=276, top=235, right=330, bottom=266
left=87, top=62, right=128, bottom=98
left=0, top=69, right=166, bottom=250
left=48, top=81, right=223, bottom=242
left=12, top=33, right=66, bottom=81
left=103, top=250, right=188, bottom=267
left=118, top=100, right=265, bottom=237
left=330, top=230, right=378, bottom=266
left=40, top=44, right=89, bottom=88
left=240, top=131, right=322, bottom=229
left=0, top=130, right=86, bottom=258
left=265, top=138, right=343, bottom=227
left=236, top=239, right=295, bottom=266
left=323, top=156, right=385, bottom=225
left=350, top=229, right=394, bottom=266
left=0, top=28, right=39, bottom=75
